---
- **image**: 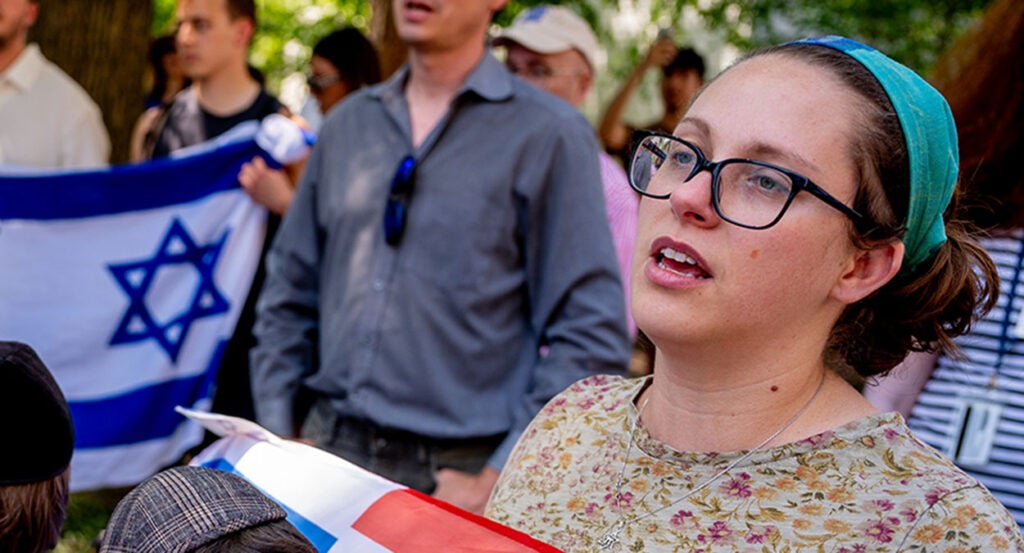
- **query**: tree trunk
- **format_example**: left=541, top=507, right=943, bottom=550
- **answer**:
left=32, top=2, right=153, bottom=165
left=370, top=0, right=407, bottom=80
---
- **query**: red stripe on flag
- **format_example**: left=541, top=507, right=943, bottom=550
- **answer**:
left=352, top=488, right=562, bottom=552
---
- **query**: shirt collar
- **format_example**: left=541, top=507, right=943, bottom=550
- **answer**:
left=370, top=50, right=515, bottom=105
left=1, top=44, right=45, bottom=92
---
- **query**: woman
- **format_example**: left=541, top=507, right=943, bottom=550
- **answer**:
left=143, top=34, right=190, bottom=110
left=306, top=27, right=381, bottom=117
left=129, top=35, right=190, bottom=161
left=865, top=0, right=1024, bottom=527
left=485, top=36, right=1024, bottom=551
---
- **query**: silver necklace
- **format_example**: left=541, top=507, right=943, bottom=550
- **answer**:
left=597, top=371, right=827, bottom=550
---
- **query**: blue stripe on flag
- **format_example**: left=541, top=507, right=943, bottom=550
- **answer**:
left=200, top=458, right=339, bottom=551
left=69, top=341, right=226, bottom=449
left=0, top=140, right=264, bottom=220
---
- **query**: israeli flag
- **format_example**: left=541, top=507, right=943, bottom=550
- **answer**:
left=0, top=119, right=305, bottom=491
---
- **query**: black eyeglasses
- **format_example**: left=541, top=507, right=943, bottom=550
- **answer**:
left=384, top=155, right=416, bottom=246
left=628, top=130, right=867, bottom=229
left=306, top=73, right=342, bottom=93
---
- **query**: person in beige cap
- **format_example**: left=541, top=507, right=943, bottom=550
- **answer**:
left=494, top=5, right=638, bottom=338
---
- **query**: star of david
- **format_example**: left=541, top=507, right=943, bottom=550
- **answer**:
left=108, top=218, right=230, bottom=362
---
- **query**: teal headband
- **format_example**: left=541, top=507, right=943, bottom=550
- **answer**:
left=790, top=36, right=958, bottom=273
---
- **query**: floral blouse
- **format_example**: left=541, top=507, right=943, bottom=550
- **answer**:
left=486, top=375, right=1024, bottom=552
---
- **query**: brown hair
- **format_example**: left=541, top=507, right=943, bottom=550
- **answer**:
left=312, top=27, right=382, bottom=92
left=0, top=469, right=70, bottom=553
left=748, top=44, right=998, bottom=386
left=225, top=0, right=256, bottom=23
left=931, top=0, right=1024, bottom=231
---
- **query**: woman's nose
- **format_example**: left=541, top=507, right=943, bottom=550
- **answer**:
left=668, top=168, right=719, bottom=227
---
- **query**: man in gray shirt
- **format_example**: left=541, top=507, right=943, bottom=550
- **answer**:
left=251, top=0, right=631, bottom=514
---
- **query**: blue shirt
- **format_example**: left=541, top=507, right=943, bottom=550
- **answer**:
left=251, top=53, right=631, bottom=468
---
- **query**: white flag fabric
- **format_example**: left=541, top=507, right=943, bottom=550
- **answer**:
left=0, top=125, right=295, bottom=491
left=182, top=408, right=562, bottom=553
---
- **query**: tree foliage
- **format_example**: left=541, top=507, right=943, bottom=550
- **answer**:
left=687, top=0, right=990, bottom=73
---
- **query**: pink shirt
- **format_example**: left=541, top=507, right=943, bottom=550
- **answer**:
left=599, top=151, right=638, bottom=337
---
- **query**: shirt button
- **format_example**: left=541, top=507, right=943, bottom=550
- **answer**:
left=372, top=279, right=385, bottom=292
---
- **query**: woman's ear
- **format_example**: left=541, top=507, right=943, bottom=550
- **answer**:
left=831, top=240, right=904, bottom=304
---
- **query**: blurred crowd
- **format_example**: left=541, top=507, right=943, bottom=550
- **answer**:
left=3, top=0, right=1023, bottom=551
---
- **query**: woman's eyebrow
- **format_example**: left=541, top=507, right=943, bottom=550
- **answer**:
left=676, top=117, right=823, bottom=175
left=675, top=117, right=711, bottom=139
left=743, top=142, right=822, bottom=176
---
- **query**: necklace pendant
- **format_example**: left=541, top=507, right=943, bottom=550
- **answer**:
left=597, top=521, right=624, bottom=550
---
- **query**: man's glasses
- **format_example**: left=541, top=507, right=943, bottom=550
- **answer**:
left=508, top=64, right=583, bottom=82
left=628, top=131, right=867, bottom=230
left=307, top=73, right=342, bottom=94
left=384, top=156, right=416, bottom=246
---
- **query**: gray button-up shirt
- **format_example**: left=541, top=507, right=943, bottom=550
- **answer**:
left=251, top=53, right=631, bottom=468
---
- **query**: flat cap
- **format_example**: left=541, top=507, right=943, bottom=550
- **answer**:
left=100, top=466, right=289, bottom=553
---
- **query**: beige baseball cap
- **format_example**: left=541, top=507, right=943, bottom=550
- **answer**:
left=493, top=5, right=599, bottom=71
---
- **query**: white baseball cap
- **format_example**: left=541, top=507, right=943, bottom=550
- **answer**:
left=493, top=5, right=599, bottom=71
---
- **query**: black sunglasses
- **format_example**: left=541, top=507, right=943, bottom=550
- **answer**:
left=384, top=156, right=416, bottom=246
left=306, top=73, right=342, bottom=94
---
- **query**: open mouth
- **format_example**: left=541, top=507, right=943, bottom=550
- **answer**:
left=405, top=1, right=432, bottom=14
left=655, top=247, right=710, bottom=279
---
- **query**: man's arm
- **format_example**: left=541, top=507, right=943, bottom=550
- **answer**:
left=504, top=112, right=633, bottom=464
left=250, top=144, right=324, bottom=437
left=597, top=37, right=677, bottom=153
left=129, top=108, right=161, bottom=163
left=433, top=114, right=631, bottom=514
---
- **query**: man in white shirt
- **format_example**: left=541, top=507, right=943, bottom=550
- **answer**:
left=0, top=0, right=110, bottom=168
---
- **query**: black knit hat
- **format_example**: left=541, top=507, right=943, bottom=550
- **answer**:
left=0, top=341, right=75, bottom=485
left=99, top=466, right=291, bottom=553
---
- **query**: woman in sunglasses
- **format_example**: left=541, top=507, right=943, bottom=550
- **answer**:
left=306, top=27, right=380, bottom=117
left=486, top=36, right=1024, bottom=551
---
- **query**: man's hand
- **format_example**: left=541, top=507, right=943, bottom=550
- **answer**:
left=432, top=466, right=501, bottom=515
left=238, top=156, right=295, bottom=215
left=644, top=37, right=678, bottom=70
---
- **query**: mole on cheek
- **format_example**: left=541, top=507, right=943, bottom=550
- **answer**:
left=750, top=250, right=759, bottom=259
left=771, top=385, right=779, bottom=392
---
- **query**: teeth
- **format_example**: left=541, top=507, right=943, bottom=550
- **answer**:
left=660, top=248, right=698, bottom=266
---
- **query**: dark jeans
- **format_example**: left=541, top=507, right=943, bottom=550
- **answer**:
left=301, top=398, right=505, bottom=494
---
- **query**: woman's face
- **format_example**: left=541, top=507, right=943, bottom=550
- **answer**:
left=309, top=55, right=350, bottom=115
left=632, top=54, right=867, bottom=355
left=162, top=50, right=185, bottom=80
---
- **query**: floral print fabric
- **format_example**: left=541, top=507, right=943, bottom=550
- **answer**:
left=487, top=375, right=1024, bottom=552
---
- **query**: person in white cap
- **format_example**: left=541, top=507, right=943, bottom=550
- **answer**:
left=494, top=5, right=638, bottom=338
